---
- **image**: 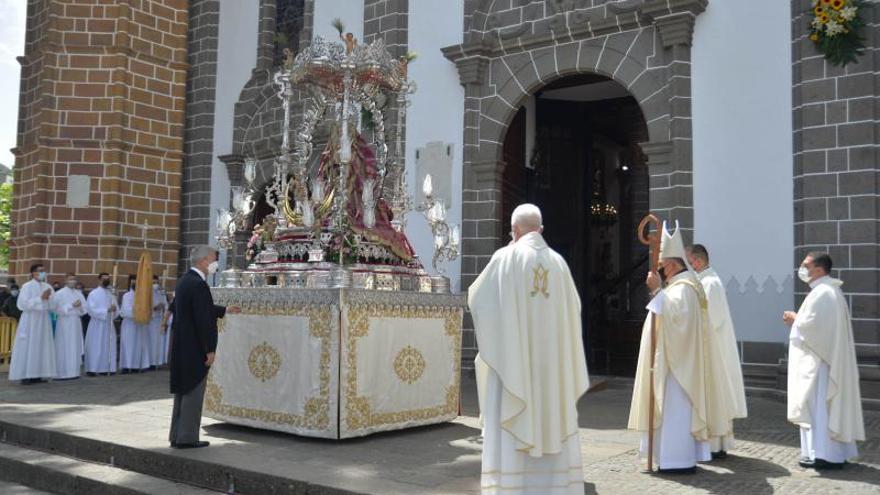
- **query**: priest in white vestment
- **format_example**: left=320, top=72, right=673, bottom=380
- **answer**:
left=85, top=272, right=118, bottom=375
left=51, top=273, right=87, bottom=379
left=148, top=275, right=167, bottom=366
left=120, top=275, right=152, bottom=372
left=629, top=222, right=735, bottom=474
left=469, top=204, right=589, bottom=495
left=686, top=244, right=748, bottom=457
left=8, top=263, right=57, bottom=384
left=783, top=252, right=864, bottom=470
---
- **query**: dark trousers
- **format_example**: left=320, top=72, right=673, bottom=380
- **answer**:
left=168, top=377, right=207, bottom=445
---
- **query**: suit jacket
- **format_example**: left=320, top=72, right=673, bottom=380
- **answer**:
left=169, top=269, right=225, bottom=394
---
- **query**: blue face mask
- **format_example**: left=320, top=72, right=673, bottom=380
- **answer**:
left=37, top=271, right=47, bottom=282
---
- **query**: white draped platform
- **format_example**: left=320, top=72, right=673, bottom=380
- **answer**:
left=207, top=288, right=464, bottom=439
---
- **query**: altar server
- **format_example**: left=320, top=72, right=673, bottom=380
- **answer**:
left=686, top=244, right=748, bottom=457
left=629, top=223, right=722, bottom=474
left=84, top=273, right=117, bottom=375
left=120, top=275, right=151, bottom=372
left=149, top=275, right=167, bottom=366
left=783, top=252, right=864, bottom=469
left=8, top=263, right=56, bottom=384
left=51, top=273, right=87, bottom=379
left=169, top=246, right=229, bottom=449
left=469, top=204, right=589, bottom=494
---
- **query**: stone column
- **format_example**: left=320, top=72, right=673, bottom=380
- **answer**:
left=639, top=1, right=705, bottom=238
left=791, top=0, right=880, bottom=374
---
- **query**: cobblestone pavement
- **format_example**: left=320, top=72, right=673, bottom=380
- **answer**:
left=0, top=371, right=877, bottom=494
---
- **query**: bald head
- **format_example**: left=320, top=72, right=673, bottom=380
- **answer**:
left=511, top=203, right=543, bottom=242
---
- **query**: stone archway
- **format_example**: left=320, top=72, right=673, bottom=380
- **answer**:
left=444, top=0, right=707, bottom=292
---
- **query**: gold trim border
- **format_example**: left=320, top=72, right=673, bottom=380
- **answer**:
left=344, top=304, right=463, bottom=432
left=205, top=303, right=335, bottom=431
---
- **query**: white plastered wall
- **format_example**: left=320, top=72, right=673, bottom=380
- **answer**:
left=404, top=0, right=465, bottom=292
left=692, top=0, right=794, bottom=343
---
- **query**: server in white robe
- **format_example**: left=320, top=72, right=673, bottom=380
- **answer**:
left=468, top=204, right=589, bottom=495
left=8, top=263, right=57, bottom=384
left=686, top=244, right=748, bottom=456
left=148, top=275, right=167, bottom=366
left=119, top=275, right=152, bottom=372
left=84, top=273, right=118, bottom=375
left=51, top=274, right=87, bottom=379
left=784, top=252, right=864, bottom=470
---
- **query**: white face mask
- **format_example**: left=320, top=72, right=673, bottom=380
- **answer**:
left=207, top=261, right=219, bottom=275
left=152, top=283, right=160, bottom=290
left=10, top=290, right=18, bottom=297
left=797, top=266, right=811, bottom=283
left=67, top=280, right=77, bottom=288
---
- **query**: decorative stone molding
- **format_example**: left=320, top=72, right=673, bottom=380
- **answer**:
left=639, top=140, right=673, bottom=168
left=219, top=154, right=245, bottom=186
left=653, top=13, right=698, bottom=48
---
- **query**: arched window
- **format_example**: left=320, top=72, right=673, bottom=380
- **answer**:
left=274, top=0, right=306, bottom=66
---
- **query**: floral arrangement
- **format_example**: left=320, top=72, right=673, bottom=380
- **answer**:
left=809, top=0, right=866, bottom=67
left=245, top=223, right=269, bottom=261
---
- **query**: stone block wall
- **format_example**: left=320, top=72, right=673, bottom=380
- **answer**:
left=11, top=0, right=188, bottom=287
left=180, top=0, right=219, bottom=268
left=791, top=0, right=880, bottom=366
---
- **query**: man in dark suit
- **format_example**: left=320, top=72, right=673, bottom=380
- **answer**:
left=168, top=245, right=235, bottom=448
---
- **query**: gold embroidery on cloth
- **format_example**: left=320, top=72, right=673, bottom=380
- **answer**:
left=393, top=345, right=426, bottom=384
left=204, top=303, right=333, bottom=431
left=248, top=342, right=282, bottom=382
left=344, top=304, right=462, bottom=431
left=531, top=264, right=550, bottom=298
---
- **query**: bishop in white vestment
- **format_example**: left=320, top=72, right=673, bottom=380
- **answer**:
left=784, top=252, right=864, bottom=469
left=84, top=273, right=118, bottom=374
left=120, top=276, right=152, bottom=372
left=51, top=274, right=87, bottom=379
left=687, top=244, right=748, bottom=456
left=628, top=222, right=725, bottom=474
left=469, top=204, right=589, bottom=495
left=8, top=264, right=57, bottom=383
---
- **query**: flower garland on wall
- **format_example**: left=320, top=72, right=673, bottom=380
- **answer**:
left=809, top=0, right=867, bottom=67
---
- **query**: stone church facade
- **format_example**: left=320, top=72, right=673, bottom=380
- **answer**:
left=10, top=0, right=880, bottom=402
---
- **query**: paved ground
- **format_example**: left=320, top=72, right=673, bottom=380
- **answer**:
left=0, top=370, right=878, bottom=494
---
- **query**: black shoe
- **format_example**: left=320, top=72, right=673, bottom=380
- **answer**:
left=799, top=458, right=815, bottom=468
left=813, top=458, right=845, bottom=470
left=86, top=372, right=97, bottom=377
left=172, top=441, right=210, bottom=449
left=120, top=369, right=131, bottom=374
left=658, top=466, right=697, bottom=475
left=711, top=450, right=727, bottom=460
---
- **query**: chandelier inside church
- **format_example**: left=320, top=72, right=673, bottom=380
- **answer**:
left=216, top=23, right=459, bottom=292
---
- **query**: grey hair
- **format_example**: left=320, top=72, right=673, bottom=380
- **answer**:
left=190, top=245, right=217, bottom=265
left=511, top=203, right=543, bottom=231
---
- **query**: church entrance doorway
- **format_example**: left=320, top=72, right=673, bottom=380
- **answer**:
left=501, top=74, right=650, bottom=376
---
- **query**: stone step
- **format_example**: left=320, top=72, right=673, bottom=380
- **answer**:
left=0, top=421, right=363, bottom=495
left=0, top=480, right=54, bottom=494
left=0, top=442, right=221, bottom=495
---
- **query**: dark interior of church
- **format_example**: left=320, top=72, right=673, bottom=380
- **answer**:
left=501, top=74, right=650, bottom=376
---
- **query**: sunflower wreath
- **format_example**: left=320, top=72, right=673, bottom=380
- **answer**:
left=808, top=0, right=867, bottom=67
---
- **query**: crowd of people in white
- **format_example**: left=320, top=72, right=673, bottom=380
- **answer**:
left=6, top=264, right=172, bottom=383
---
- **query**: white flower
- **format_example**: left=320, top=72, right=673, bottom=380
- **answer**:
left=811, top=0, right=820, bottom=6
left=840, top=6, right=858, bottom=22
left=825, top=19, right=845, bottom=37
left=811, top=16, right=825, bottom=30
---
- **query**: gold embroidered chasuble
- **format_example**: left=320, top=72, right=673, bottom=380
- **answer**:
left=468, top=232, right=589, bottom=457
left=628, top=270, right=738, bottom=442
